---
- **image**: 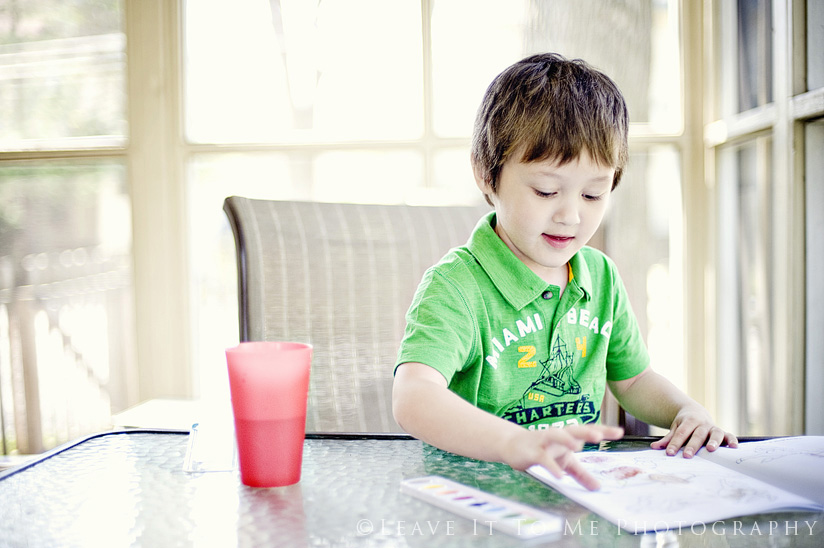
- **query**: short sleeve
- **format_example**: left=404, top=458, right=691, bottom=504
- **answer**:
left=395, top=267, right=477, bottom=383
left=604, top=266, right=650, bottom=382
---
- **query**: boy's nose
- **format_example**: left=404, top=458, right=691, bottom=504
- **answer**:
left=552, top=199, right=580, bottom=226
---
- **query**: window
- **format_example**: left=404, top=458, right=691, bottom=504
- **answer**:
left=12, top=0, right=776, bottom=451
left=716, top=136, right=775, bottom=433
left=184, top=0, right=687, bottom=411
left=736, top=0, right=773, bottom=111
left=708, top=0, right=824, bottom=435
left=0, top=0, right=132, bottom=454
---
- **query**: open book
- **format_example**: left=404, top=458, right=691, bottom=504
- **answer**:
left=527, top=436, right=824, bottom=534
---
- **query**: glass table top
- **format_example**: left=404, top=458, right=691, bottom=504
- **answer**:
left=0, top=431, right=820, bottom=547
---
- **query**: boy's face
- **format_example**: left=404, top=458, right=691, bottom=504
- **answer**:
left=474, top=149, right=614, bottom=285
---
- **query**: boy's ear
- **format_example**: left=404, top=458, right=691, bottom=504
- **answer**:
left=472, top=163, right=492, bottom=195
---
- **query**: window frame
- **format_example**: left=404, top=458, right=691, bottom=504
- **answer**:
left=0, top=0, right=702, bottom=407
left=703, top=0, right=823, bottom=435
left=6, top=0, right=820, bottom=437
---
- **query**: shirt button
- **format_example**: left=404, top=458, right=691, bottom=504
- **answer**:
left=542, top=290, right=553, bottom=300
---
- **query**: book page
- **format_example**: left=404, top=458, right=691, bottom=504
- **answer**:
left=698, top=436, right=824, bottom=506
left=528, top=448, right=822, bottom=533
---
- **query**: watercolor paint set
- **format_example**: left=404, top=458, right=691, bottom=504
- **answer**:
left=400, top=475, right=563, bottom=540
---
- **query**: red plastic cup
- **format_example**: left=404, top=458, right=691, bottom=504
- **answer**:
left=226, top=341, right=312, bottom=487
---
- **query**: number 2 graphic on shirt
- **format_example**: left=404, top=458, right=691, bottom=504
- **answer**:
left=576, top=337, right=587, bottom=358
left=518, top=346, right=537, bottom=368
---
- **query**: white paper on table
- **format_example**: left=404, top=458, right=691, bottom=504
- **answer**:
left=698, top=436, right=824, bottom=506
left=527, top=437, right=824, bottom=534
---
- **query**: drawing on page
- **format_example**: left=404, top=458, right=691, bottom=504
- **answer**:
left=577, top=452, right=703, bottom=493
left=717, top=478, right=777, bottom=504
left=626, top=493, right=688, bottom=514
left=601, top=466, right=644, bottom=480
left=734, top=445, right=824, bottom=465
left=579, top=454, right=610, bottom=464
left=648, top=473, right=692, bottom=484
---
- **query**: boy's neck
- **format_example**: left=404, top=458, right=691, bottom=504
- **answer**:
left=542, top=263, right=570, bottom=296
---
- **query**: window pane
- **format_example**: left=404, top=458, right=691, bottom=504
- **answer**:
left=430, top=0, right=529, bottom=137
left=717, top=137, right=775, bottom=435
left=605, top=146, right=684, bottom=392
left=805, top=120, right=824, bottom=434
left=808, top=0, right=824, bottom=90
left=737, top=0, right=773, bottom=111
left=429, top=148, right=487, bottom=207
left=0, top=0, right=126, bottom=149
left=312, top=150, right=423, bottom=204
left=431, top=0, right=682, bottom=137
left=735, top=137, right=773, bottom=434
left=0, top=160, right=133, bottom=453
left=184, top=0, right=423, bottom=144
left=188, top=153, right=300, bottom=402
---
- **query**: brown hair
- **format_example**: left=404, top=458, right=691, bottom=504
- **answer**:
left=471, top=53, right=629, bottom=200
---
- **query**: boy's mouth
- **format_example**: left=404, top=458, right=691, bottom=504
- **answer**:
left=543, top=233, right=574, bottom=249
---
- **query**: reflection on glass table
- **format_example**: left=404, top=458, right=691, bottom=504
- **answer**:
left=0, top=431, right=821, bottom=547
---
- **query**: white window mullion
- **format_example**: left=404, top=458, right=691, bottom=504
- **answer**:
left=680, top=0, right=710, bottom=412
left=769, top=0, right=803, bottom=433
left=126, top=0, right=191, bottom=401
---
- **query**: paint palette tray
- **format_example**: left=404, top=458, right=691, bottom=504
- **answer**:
left=400, top=475, right=563, bottom=540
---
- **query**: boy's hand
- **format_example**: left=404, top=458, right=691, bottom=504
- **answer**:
left=650, top=407, right=738, bottom=458
left=502, top=424, right=624, bottom=491
left=608, top=368, right=738, bottom=459
left=394, top=363, right=623, bottom=491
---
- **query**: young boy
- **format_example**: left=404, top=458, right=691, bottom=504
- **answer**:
left=392, top=53, right=737, bottom=491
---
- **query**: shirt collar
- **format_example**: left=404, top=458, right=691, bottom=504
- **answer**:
left=467, top=212, right=593, bottom=309
left=567, top=248, right=593, bottom=301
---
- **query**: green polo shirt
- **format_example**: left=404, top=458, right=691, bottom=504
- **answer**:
left=396, top=211, right=649, bottom=429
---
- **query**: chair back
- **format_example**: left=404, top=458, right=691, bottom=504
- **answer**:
left=223, top=197, right=489, bottom=432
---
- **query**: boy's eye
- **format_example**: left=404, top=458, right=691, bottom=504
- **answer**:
left=583, top=193, right=603, bottom=201
left=533, top=189, right=556, bottom=198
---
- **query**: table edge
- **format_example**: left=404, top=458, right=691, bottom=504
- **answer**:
left=0, top=428, right=189, bottom=482
left=0, top=430, right=774, bottom=483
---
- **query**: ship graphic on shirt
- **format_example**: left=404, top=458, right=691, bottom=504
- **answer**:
left=501, top=335, right=597, bottom=426
left=522, top=336, right=581, bottom=399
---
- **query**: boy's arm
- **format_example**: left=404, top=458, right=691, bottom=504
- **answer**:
left=608, top=368, right=738, bottom=458
left=393, top=362, right=623, bottom=490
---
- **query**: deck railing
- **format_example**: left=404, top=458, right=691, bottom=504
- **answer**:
left=0, top=247, right=134, bottom=455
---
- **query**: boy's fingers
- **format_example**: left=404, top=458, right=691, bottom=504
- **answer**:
left=579, top=424, right=622, bottom=442
left=595, top=425, right=624, bottom=442
left=650, top=431, right=672, bottom=450
left=705, top=427, right=727, bottom=451
left=682, top=426, right=710, bottom=458
left=538, top=450, right=600, bottom=490
left=706, top=429, right=738, bottom=451
left=562, top=425, right=595, bottom=443
left=662, top=423, right=696, bottom=455
left=540, top=457, right=564, bottom=479
left=546, top=429, right=587, bottom=452
left=565, top=424, right=624, bottom=444
left=562, top=457, right=601, bottom=491
left=539, top=432, right=580, bottom=454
